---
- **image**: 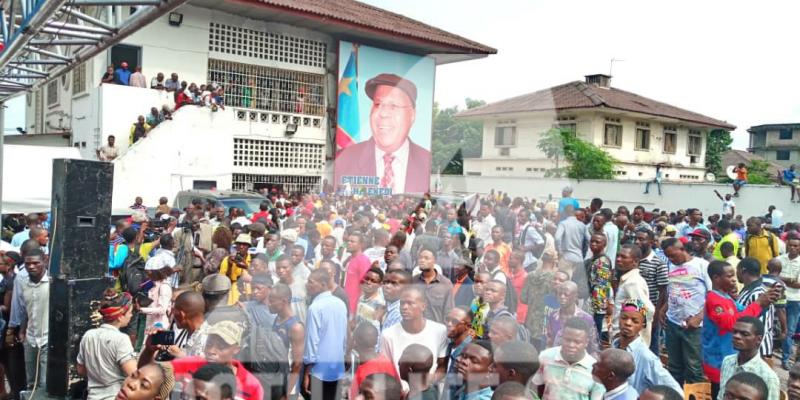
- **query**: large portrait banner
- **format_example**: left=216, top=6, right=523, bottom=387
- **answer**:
left=334, top=41, right=435, bottom=196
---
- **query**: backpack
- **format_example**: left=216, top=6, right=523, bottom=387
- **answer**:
left=240, top=316, right=290, bottom=399
left=120, top=244, right=146, bottom=295
left=490, top=308, right=531, bottom=343
left=491, top=269, right=518, bottom=315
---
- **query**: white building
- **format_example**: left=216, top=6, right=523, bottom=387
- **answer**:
left=457, top=74, right=735, bottom=182
left=19, top=0, right=494, bottom=212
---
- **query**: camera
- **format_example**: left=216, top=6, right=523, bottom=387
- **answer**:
left=142, top=229, right=161, bottom=242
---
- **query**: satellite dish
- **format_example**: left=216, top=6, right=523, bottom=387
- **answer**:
left=726, top=165, right=737, bottom=180
left=705, top=172, right=716, bottom=182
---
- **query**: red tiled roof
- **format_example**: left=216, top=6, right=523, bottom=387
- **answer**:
left=458, top=81, right=736, bottom=130
left=255, top=0, right=496, bottom=54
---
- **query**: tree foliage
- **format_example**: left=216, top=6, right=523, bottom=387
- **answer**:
left=744, top=160, right=774, bottom=184
left=431, top=98, right=486, bottom=175
left=706, top=129, right=733, bottom=180
left=538, top=128, right=616, bottom=180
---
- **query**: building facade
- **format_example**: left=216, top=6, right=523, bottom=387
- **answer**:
left=748, top=123, right=800, bottom=167
left=458, top=74, right=735, bottom=182
left=20, top=0, right=493, bottom=209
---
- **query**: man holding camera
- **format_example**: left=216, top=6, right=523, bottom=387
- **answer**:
left=219, top=234, right=254, bottom=305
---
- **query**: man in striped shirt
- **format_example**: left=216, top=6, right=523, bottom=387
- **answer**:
left=737, top=258, right=775, bottom=365
left=634, top=228, right=669, bottom=354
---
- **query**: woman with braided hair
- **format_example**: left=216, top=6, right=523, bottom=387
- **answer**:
left=77, top=288, right=138, bottom=400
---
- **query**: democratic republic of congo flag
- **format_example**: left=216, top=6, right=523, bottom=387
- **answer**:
left=336, top=48, right=359, bottom=152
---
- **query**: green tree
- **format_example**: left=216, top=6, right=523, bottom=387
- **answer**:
left=744, top=160, right=774, bottom=184
left=431, top=98, right=485, bottom=174
left=538, top=128, right=616, bottom=180
left=706, top=129, right=733, bottom=180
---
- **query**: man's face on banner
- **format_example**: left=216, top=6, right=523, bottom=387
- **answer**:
left=370, top=85, right=416, bottom=154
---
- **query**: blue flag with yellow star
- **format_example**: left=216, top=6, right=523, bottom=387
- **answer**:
left=336, top=49, right=359, bottom=150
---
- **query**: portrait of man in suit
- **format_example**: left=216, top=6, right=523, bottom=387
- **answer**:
left=334, top=73, right=432, bottom=194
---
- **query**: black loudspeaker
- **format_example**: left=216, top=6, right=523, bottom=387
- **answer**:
left=45, top=159, right=115, bottom=398
left=48, top=159, right=114, bottom=279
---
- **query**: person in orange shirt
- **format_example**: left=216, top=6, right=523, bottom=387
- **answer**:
left=733, top=162, right=748, bottom=197
left=484, top=226, right=512, bottom=276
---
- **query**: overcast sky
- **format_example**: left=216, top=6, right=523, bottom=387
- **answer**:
left=5, top=0, right=799, bottom=150
left=364, top=0, right=800, bottom=150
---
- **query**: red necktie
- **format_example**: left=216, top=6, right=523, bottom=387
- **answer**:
left=381, top=153, right=395, bottom=188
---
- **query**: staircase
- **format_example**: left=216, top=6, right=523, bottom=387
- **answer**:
left=111, top=105, right=235, bottom=214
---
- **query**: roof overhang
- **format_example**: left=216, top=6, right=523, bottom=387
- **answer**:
left=458, top=105, right=736, bottom=131
left=190, top=0, right=494, bottom=65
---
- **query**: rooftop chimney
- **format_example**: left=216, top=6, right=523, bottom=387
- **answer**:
left=585, top=74, right=611, bottom=88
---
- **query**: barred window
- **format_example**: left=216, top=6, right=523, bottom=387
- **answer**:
left=208, top=58, right=325, bottom=116
left=208, top=23, right=326, bottom=69
left=47, top=80, right=59, bottom=107
left=232, top=173, right=320, bottom=193
left=233, top=138, right=325, bottom=171
left=72, top=62, right=88, bottom=96
left=688, top=129, right=702, bottom=156
left=663, top=125, right=677, bottom=154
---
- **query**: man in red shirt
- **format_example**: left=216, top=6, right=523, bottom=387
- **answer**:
left=344, top=232, right=371, bottom=314
left=350, top=322, right=398, bottom=399
left=251, top=201, right=271, bottom=224
left=171, top=321, right=264, bottom=400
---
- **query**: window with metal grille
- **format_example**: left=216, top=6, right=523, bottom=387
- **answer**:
left=72, top=61, right=88, bottom=96
left=233, top=138, right=325, bottom=171
left=208, top=23, right=326, bottom=69
left=232, top=173, right=321, bottom=193
left=777, top=150, right=791, bottom=160
left=635, top=122, right=650, bottom=151
left=604, top=123, right=622, bottom=147
left=780, top=129, right=793, bottom=140
left=663, top=125, right=677, bottom=154
left=494, top=126, right=516, bottom=146
left=47, top=80, right=58, bottom=107
left=688, top=129, right=702, bottom=156
left=208, top=58, right=325, bottom=116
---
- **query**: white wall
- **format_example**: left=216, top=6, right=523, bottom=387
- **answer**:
left=437, top=175, right=800, bottom=221
left=111, top=106, right=233, bottom=214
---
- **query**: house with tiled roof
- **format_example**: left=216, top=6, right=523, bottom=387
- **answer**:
left=457, top=74, right=735, bottom=182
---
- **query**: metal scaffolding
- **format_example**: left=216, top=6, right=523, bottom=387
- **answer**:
left=0, top=0, right=189, bottom=102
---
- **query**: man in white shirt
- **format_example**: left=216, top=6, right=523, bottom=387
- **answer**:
left=610, top=245, right=654, bottom=345
left=380, top=286, right=448, bottom=379
left=471, top=204, right=497, bottom=245
left=96, top=135, right=119, bottom=161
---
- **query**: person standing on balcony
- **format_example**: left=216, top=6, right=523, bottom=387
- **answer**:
left=129, top=66, right=147, bottom=88
left=101, top=65, right=115, bottom=85
left=165, top=73, right=180, bottom=92
left=151, top=72, right=165, bottom=90
left=114, top=62, right=131, bottom=85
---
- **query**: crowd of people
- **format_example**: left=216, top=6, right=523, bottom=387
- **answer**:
left=2, top=187, right=800, bottom=400
left=101, top=61, right=227, bottom=146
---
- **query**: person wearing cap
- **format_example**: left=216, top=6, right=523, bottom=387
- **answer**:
left=333, top=73, right=431, bottom=194
left=688, top=229, right=714, bottom=262
left=171, top=321, right=264, bottom=400
left=557, top=186, right=580, bottom=219
left=613, top=299, right=682, bottom=395
left=114, top=61, right=131, bottom=85
left=219, top=234, right=253, bottom=305
left=77, top=289, right=137, bottom=400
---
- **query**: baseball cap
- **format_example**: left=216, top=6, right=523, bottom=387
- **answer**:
left=282, top=229, right=298, bottom=242
left=234, top=233, right=252, bottom=246
left=207, top=321, right=243, bottom=346
left=688, top=229, right=710, bottom=240
left=202, top=273, right=231, bottom=294
left=365, top=73, right=417, bottom=106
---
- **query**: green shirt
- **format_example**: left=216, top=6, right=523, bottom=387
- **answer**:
left=717, top=353, right=779, bottom=400
left=713, top=232, right=740, bottom=260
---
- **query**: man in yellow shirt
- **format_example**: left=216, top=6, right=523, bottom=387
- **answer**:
left=744, top=217, right=780, bottom=274
left=219, top=233, right=252, bottom=304
left=713, top=220, right=739, bottom=261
